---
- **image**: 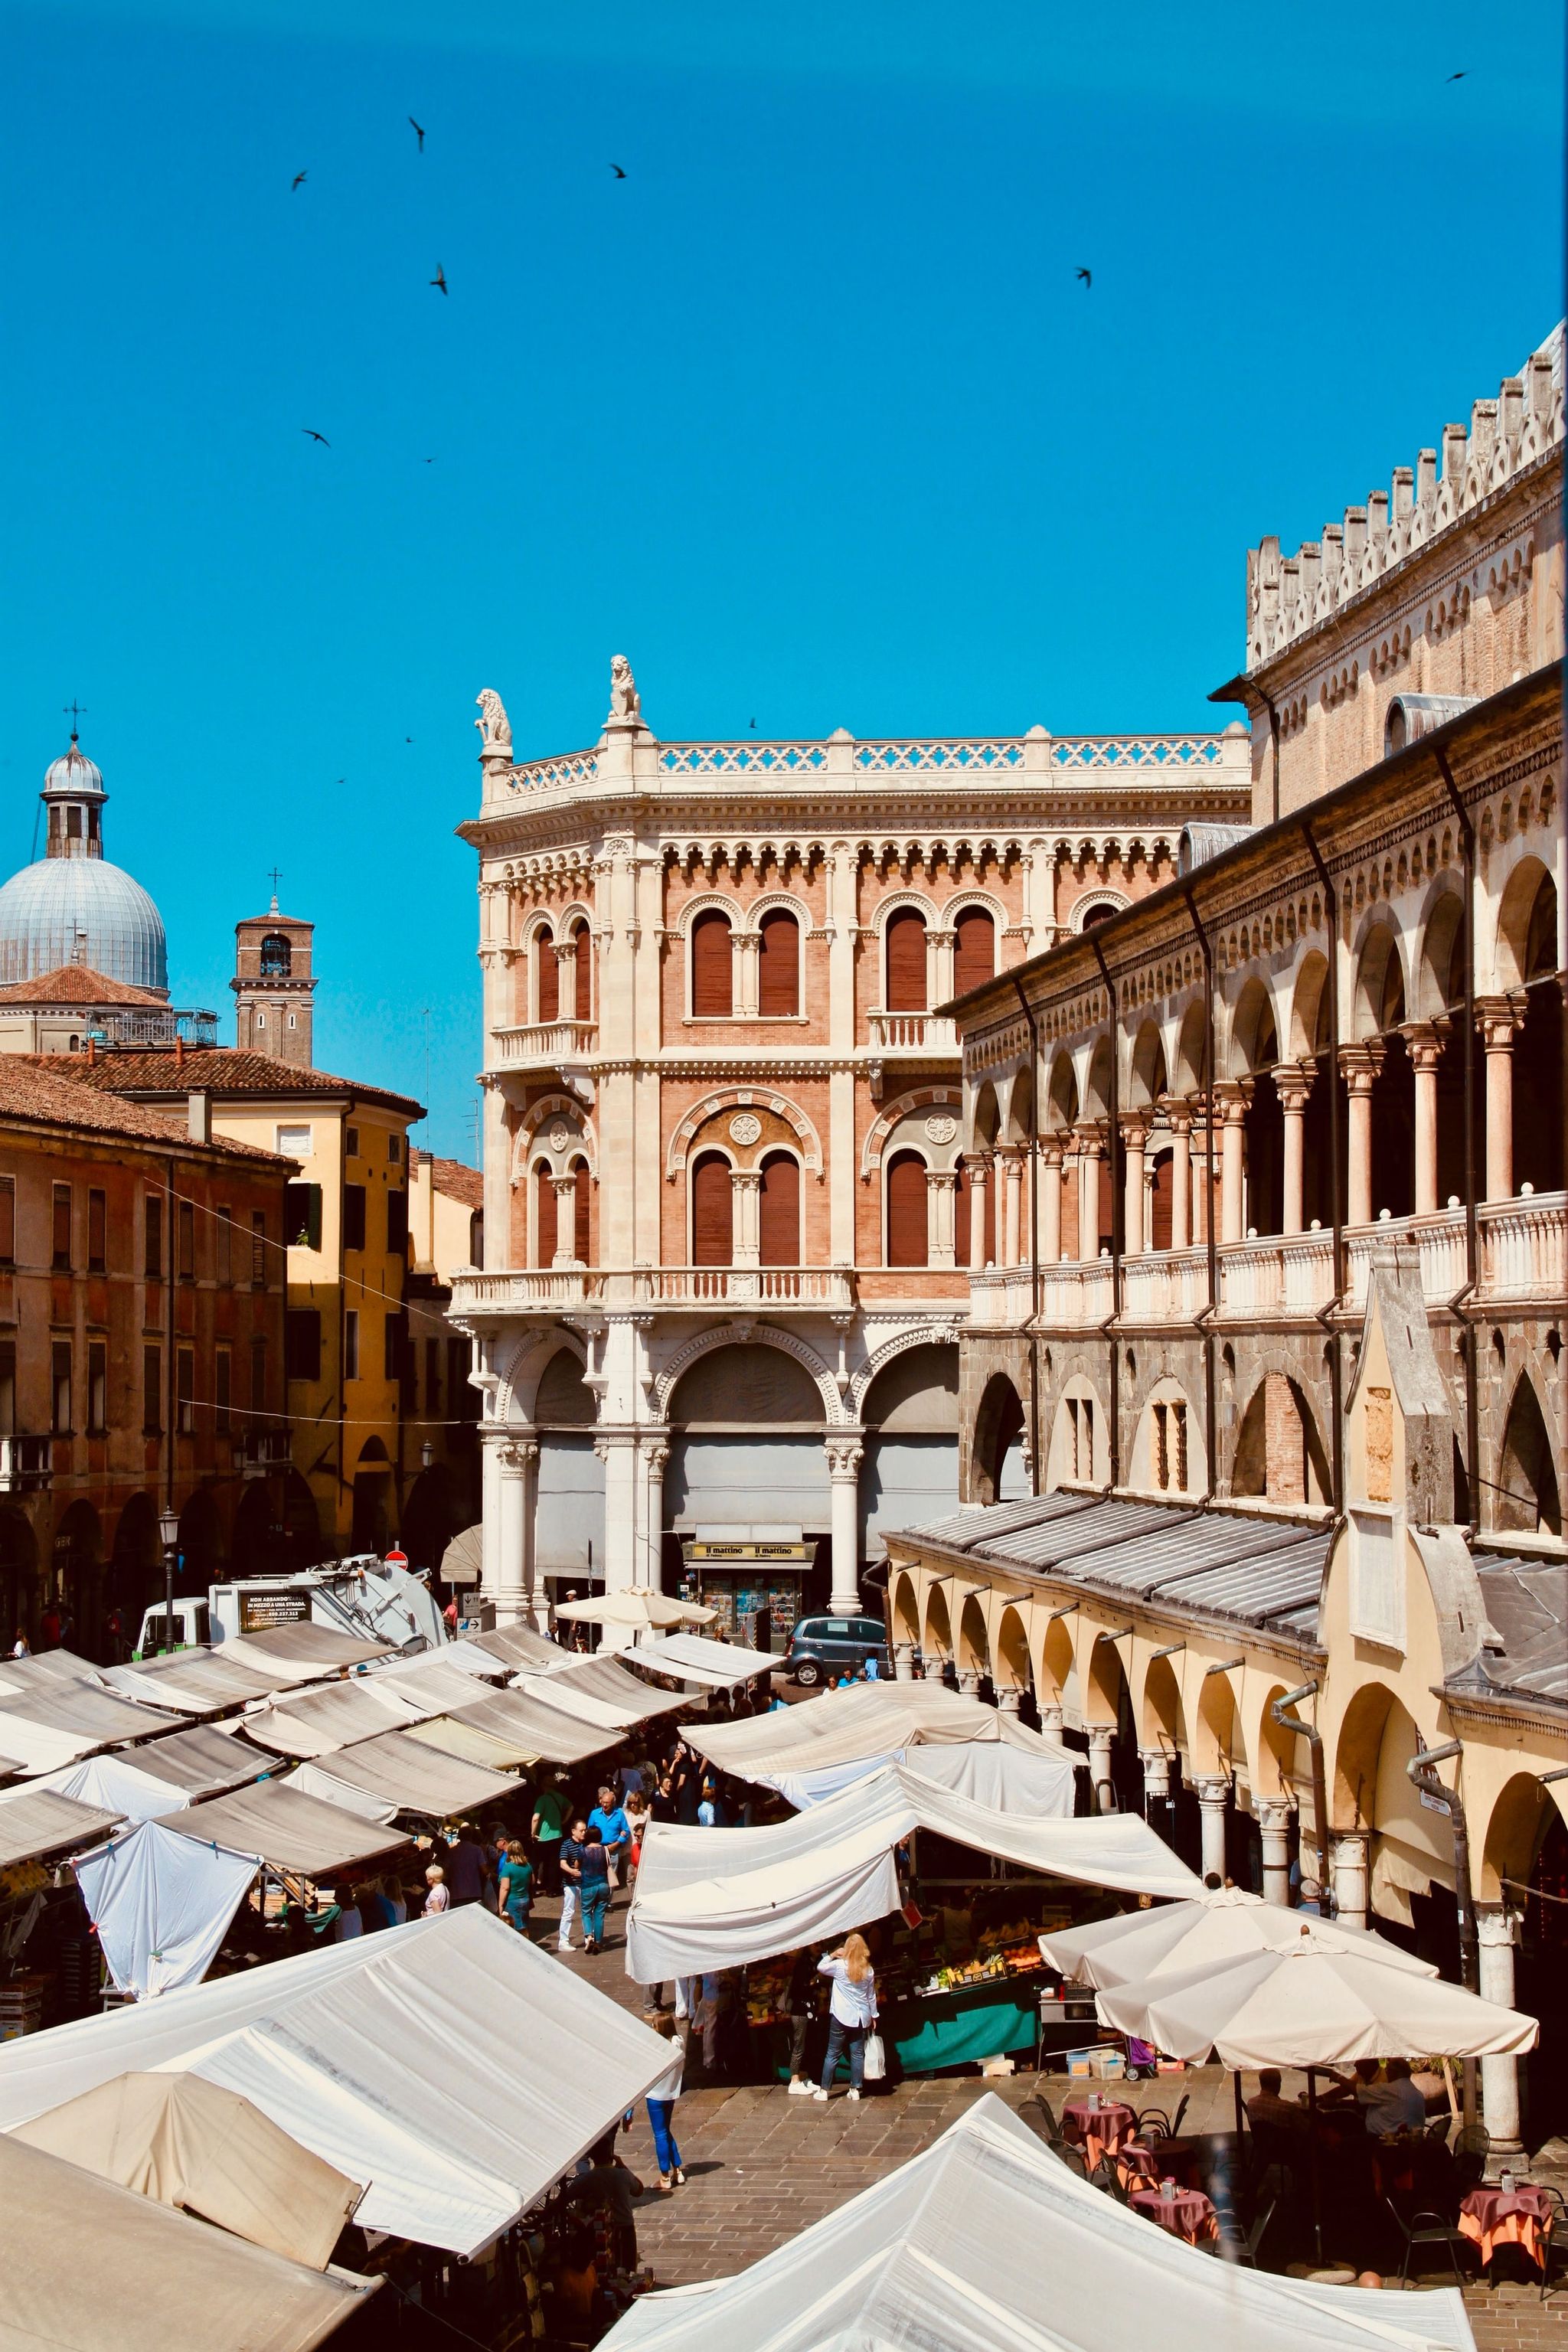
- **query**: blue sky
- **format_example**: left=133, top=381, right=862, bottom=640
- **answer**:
left=2, top=0, right=1560, bottom=1158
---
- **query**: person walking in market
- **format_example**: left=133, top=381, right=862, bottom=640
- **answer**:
left=498, top=1839, right=534, bottom=1936
left=645, top=2013, right=686, bottom=2192
left=587, top=1782, right=632, bottom=1891
left=814, top=1932, right=877, bottom=2103
left=532, top=1772, right=571, bottom=1896
left=559, top=1817, right=611, bottom=1953
left=782, top=1945, right=821, bottom=2095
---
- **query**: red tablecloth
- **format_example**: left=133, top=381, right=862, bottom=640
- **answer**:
left=1130, top=2185, right=1219, bottom=2246
left=1115, top=2144, right=1163, bottom=2190
left=1062, top=2096, right=1137, bottom=2171
left=1459, top=2186, right=1552, bottom=2272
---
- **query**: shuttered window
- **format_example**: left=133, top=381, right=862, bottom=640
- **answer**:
left=571, top=920, right=592, bottom=1019
left=691, top=912, right=733, bottom=1016
left=952, top=906, right=995, bottom=995
left=886, top=1150, right=929, bottom=1267
left=758, top=1152, right=800, bottom=1266
left=758, top=910, right=800, bottom=1016
left=534, top=1161, right=557, bottom=1266
left=691, top=1152, right=733, bottom=1266
left=1149, top=1153, right=1174, bottom=1252
left=535, top=931, right=559, bottom=1023
left=572, top=1157, right=592, bottom=1264
left=884, top=911, right=927, bottom=1011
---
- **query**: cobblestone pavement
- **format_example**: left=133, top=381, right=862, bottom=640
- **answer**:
left=535, top=1888, right=1568, bottom=2347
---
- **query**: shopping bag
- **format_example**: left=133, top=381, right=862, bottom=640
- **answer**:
left=862, top=2031, right=887, bottom=2082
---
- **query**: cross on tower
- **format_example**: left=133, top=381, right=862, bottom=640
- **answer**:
left=266, top=866, right=283, bottom=897
left=62, top=700, right=87, bottom=738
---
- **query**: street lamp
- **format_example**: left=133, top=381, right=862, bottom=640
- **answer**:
left=157, top=1506, right=180, bottom=1655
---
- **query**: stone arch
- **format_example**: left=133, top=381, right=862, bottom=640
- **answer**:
left=509, top=1094, right=599, bottom=1186
left=1085, top=1628, right=1128, bottom=1737
left=958, top=1592, right=990, bottom=1677
left=489, top=1324, right=588, bottom=1428
left=1496, top=1373, right=1562, bottom=1536
left=890, top=1569, right=922, bottom=1647
left=1489, top=854, right=1557, bottom=994
left=971, top=1371, right=1025, bottom=1507
left=1173, top=998, right=1208, bottom=1094
left=1046, top=1374, right=1106, bottom=1488
left=1074, top=890, right=1129, bottom=931
left=1139, top=1650, right=1187, bottom=1758
left=1128, top=1021, right=1168, bottom=1110
left=669, top=1087, right=824, bottom=1181
left=995, top=1603, right=1032, bottom=1694
left=1132, top=1375, right=1203, bottom=1498
left=1351, top=909, right=1409, bottom=1039
left=1040, top=1612, right=1078, bottom=1714
left=1045, top=1051, right=1080, bottom=1135
left=923, top=1581, right=953, bottom=1664
left=873, top=887, right=939, bottom=932
left=1227, top=975, right=1280, bottom=1076
left=1413, top=873, right=1467, bottom=1018
left=1084, top=1036, right=1113, bottom=1121
left=1194, top=1666, right=1243, bottom=1779
left=850, top=1325, right=962, bottom=1419
left=1252, top=1680, right=1303, bottom=1802
left=861, top=1085, right=960, bottom=1178
left=676, top=888, right=746, bottom=940
left=1289, top=949, right=1332, bottom=1060
left=0, top=1507, right=38, bottom=1642
left=654, top=1322, right=844, bottom=1424
left=1001, top=1061, right=1034, bottom=1147
left=1478, top=1769, right=1568, bottom=1904
left=965, top=1077, right=1002, bottom=1154
left=740, top=887, right=811, bottom=935
left=1230, top=1368, right=1330, bottom=1505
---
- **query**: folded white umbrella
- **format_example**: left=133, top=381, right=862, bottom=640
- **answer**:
left=554, top=1586, right=715, bottom=1631
left=1042, top=1885, right=1438, bottom=1990
left=1095, top=1923, right=1538, bottom=2067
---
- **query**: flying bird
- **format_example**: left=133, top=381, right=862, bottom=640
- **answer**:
left=748, top=718, right=757, bottom=730
left=610, top=163, right=627, bottom=178
left=301, top=428, right=330, bottom=446
left=1076, top=266, right=1092, bottom=288
left=1446, top=69, right=1467, bottom=80
left=409, top=115, right=426, bottom=149
left=292, top=169, right=308, bottom=191
left=430, top=264, right=448, bottom=295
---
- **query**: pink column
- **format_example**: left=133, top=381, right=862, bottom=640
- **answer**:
left=1166, top=1107, right=1193, bottom=1250
left=1214, top=1082, right=1251, bottom=1246
left=966, top=1160, right=989, bottom=1272
left=1339, top=1044, right=1383, bottom=1227
left=1401, top=1022, right=1447, bottom=1217
left=1076, top=1129, right=1102, bottom=1261
left=1274, top=1061, right=1315, bottom=1236
left=1477, top=998, right=1523, bottom=1202
left=1122, top=1119, right=1149, bottom=1253
left=1040, top=1141, right=1063, bottom=1263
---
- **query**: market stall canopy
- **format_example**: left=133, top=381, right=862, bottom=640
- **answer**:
left=13, top=2073, right=363, bottom=2270
left=76, top=1820, right=263, bottom=1999
left=238, top=1678, right=438, bottom=1759
left=438, top=1638, right=517, bottom=1681
left=626, top=1761, right=1203, bottom=1982
left=1096, top=1926, right=1539, bottom=2067
left=439, top=1524, right=483, bottom=1587
left=554, top=1585, right=717, bottom=1632
left=165, top=1780, right=409, bottom=1879
left=0, top=1908, right=678, bottom=2259
left=361, top=1654, right=501, bottom=1714
left=871, top=1740, right=1075, bottom=1818
left=103, top=1649, right=285, bottom=1715
left=0, top=1785, right=122, bottom=1866
left=1042, top=1886, right=1439, bottom=1991
left=514, top=1652, right=691, bottom=1730
left=598, top=2092, right=1476, bottom=2352
left=469, top=1622, right=577, bottom=1675
left=286, top=1727, right=516, bottom=1822
left=688, top=1679, right=1067, bottom=1786
left=215, top=1623, right=395, bottom=1683
left=623, top=1632, right=778, bottom=1690
left=25, top=1750, right=194, bottom=1824
left=129, top=1723, right=273, bottom=1801
left=406, top=1685, right=619, bottom=1768
left=0, top=1682, right=185, bottom=1775
left=0, top=1647, right=103, bottom=1695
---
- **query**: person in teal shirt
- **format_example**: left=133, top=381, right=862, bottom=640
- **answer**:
left=498, top=1841, right=534, bottom=1936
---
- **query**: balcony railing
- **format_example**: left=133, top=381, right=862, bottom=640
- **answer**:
left=450, top=1269, right=604, bottom=1315
left=0, top=1436, right=52, bottom=1493
left=866, top=1011, right=959, bottom=1054
left=489, top=1020, right=598, bottom=1070
left=449, top=1265, right=858, bottom=1317
left=240, top=1431, right=292, bottom=1478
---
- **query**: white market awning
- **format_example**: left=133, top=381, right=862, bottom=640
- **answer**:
left=163, top=1781, right=409, bottom=1880
left=623, top=1632, right=778, bottom=1690
left=286, top=1727, right=516, bottom=1823
left=687, top=1678, right=1066, bottom=1786
left=514, top=1654, right=690, bottom=1732
left=0, top=1785, right=122, bottom=1866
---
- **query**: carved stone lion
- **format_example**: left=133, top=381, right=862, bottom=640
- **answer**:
left=608, top=655, right=641, bottom=723
left=475, top=688, right=513, bottom=754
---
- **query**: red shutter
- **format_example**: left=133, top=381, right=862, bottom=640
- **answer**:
left=1149, top=1152, right=1173, bottom=1252
left=982, top=1157, right=996, bottom=1266
left=575, top=922, right=593, bottom=1018
left=884, top=911, right=928, bottom=1011
left=534, top=1164, right=557, bottom=1266
left=758, top=1152, right=800, bottom=1266
left=952, top=908, right=995, bottom=995
left=758, top=910, right=800, bottom=1017
left=955, top=1158, right=972, bottom=1263
left=691, top=912, right=733, bottom=1017
left=536, top=933, right=559, bottom=1023
left=1098, top=1155, right=1115, bottom=1253
left=691, top=1152, right=733, bottom=1266
left=573, top=1158, right=592, bottom=1263
left=886, top=1151, right=929, bottom=1267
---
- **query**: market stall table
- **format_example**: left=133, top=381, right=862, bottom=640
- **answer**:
left=1458, top=2184, right=1553, bottom=2275
left=1130, top=2183, right=1220, bottom=2246
left=1061, top=2093, right=1137, bottom=2170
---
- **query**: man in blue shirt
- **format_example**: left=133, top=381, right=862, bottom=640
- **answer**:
left=587, top=1785, right=632, bottom=1884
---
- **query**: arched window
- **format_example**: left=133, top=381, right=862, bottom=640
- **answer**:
left=691, top=911, right=733, bottom=1018
left=260, top=933, right=292, bottom=977
left=758, top=910, right=800, bottom=1017
left=758, top=1151, right=800, bottom=1266
left=535, top=928, right=559, bottom=1024
left=570, top=918, right=593, bottom=1020
left=886, top=1149, right=929, bottom=1267
left=884, top=910, right=928, bottom=1011
left=952, top=906, right=995, bottom=995
left=691, top=1152, right=733, bottom=1266
left=571, top=1155, right=591, bottom=1264
left=533, top=1160, right=557, bottom=1266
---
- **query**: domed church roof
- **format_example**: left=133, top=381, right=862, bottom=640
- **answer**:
left=0, top=734, right=168, bottom=997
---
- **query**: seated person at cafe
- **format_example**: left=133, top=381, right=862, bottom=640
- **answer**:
left=1322, top=2056, right=1428, bottom=2138
left=1246, top=2069, right=1309, bottom=2132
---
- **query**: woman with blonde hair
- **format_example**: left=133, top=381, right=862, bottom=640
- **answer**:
left=813, top=1932, right=877, bottom=2103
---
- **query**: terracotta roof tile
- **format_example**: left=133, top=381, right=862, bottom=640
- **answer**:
left=31, top=1047, right=423, bottom=1118
left=0, top=1060, right=287, bottom=1163
left=417, top=1155, right=484, bottom=1210
left=0, top=965, right=166, bottom=1008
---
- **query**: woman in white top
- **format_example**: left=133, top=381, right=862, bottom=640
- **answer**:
left=813, top=1932, right=877, bottom=2103
left=645, top=2014, right=686, bottom=2190
left=423, top=1864, right=450, bottom=1916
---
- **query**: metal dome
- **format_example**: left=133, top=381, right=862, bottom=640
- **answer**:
left=41, top=743, right=106, bottom=799
left=0, top=858, right=169, bottom=994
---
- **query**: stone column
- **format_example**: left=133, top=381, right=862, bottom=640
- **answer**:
left=1000, top=1150, right=1022, bottom=1267
left=1402, top=1021, right=1449, bottom=1217
left=641, top=1441, right=668, bottom=1600
left=967, top=1159, right=990, bottom=1272
left=956, top=1668, right=982, bottom=1696
left=1166, top=1106, right=1192, bottom=1251
left=1140, top=1749, right=1174, bottom=1838
left=825, top=1437, right=864, bottom=1615
left=1122, top=1118, right=1149, bottom=1253
left=1256, top=1800, right=1295, bottom=1906
left=893, top=1640, right=917, bottom=1682
left=921, top=1650, right=947, bottom=1683
left=1477, top=1908, right=1524, bottom=2151
left=1038, top=1701, right=1066, bottom=1746
left=1477, top=998, right=1524, bottom=1201
left=1340, top=1044, right=1383, bottom=1227
left=928, top=925, right=956, bottom=1007
left=1086, top=1724, right=1116, bottom=1813
left=731, top=1169, right=762, bottom=1267
left=1331, top=1831, right=1370, bottom=1932
left=1274, top=1062, right=1315, bottom=1236
left=927, top=1171, right=958, bottom=1269
left=1076, top=1129, right=1102, bottom=1262
left=995, top=1686, right=1023, bottom=1716
left=550, top=1174, right=578, bottom=1267
left=490, top=1439, right=537, bottom=1625
left=1214, top=1082, right=1251, bottom=1245
left=554, top=936, right=579, bottom=1021
left=1190, top=1117, right=1211, bottom=1246
left=733, top=929, right=760, bottom=1018
left=1040, top=1141, right=1063, bottom=1263
left=1197, top=1776, right=1230, bottom=1880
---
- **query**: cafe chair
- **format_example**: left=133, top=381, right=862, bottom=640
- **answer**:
left=1453, top=2125, right=1491, bottom=2196
left=1021, top=2091, right=1064, bottom=2149
left=1384, top=2197, right=1471, bottom=2289
left=1053, top=2143, right=1092, bottom=2180
left=1091, top=2154, right=1131, bottom=2204
left=1214, top=2197, right=1275, bottom=2267
left=1135, top=2096, right=1189, bottom=2141
left=1423, top=2116, right=1452, bottom=2148
left=1534, top=2183, right=1564, bottom=2301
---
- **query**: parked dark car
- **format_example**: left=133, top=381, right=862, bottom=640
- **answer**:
left=783, top=1612, right=890, bottom=1687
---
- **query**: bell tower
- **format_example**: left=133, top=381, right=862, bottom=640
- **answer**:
left=233, top=879, right=316, bottom=1067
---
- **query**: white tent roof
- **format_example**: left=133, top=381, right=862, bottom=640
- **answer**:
left=626, top=1761, right=1202, bottom=1982
left=599, top=2094, right=1475, bottom=2352
left=799, top=1739, right=1076, bottom=1818
left=361, top=1655, right=499, bottom=1713
left=215, top=1624, right=394, bottom=1683
left=408, top=1685, right=620, bottom=1768
left=128, top=1723, right=273, bottom=1800
left=286, top=1727, right=517, bottom=1822
left=0, top=1907, right=678, bottom=2258
left=1042, top=1886, right=1439, bottom=1989
left=0, top=2131, right=375, bottom=2352
left=515, top=1654, right=690, bottom=1730
left=103, top=1650, right=284, bottom=1715
left=22, top=1750, right=195, bottom=1823
left=625, top=1632, right=778, bottom=1689
left=164, top=1780, right=409, bottom=1879
left=76, top=1821, right=266, bottom=2000
left=688, top=1681, right=1060, bottom=1785
left=0, top=1785, right=122, bottom=1866
left=469, top=1622, right=573, bottom=1675
left=238, top=1679, right=438, bottom=1759
left=0, top=1647, right=102, bottom=1695
left=0, top=1682, right=184, bottom=1775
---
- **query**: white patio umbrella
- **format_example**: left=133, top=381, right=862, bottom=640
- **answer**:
left=553, top=1587, right=717, bottom=1632
left=1041, top=1886, right=1439, bottom=1992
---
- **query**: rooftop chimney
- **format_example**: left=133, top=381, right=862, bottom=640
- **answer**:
left=188, top=1090, right=211, bottom=1145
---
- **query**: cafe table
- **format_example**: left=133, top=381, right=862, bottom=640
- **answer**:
left=1129, top=2183, right=1220, bottom=2246
left=1060, top=2094, right=1138, bottom=2171
left=1458, top=2184, right=1553, bottom=2276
